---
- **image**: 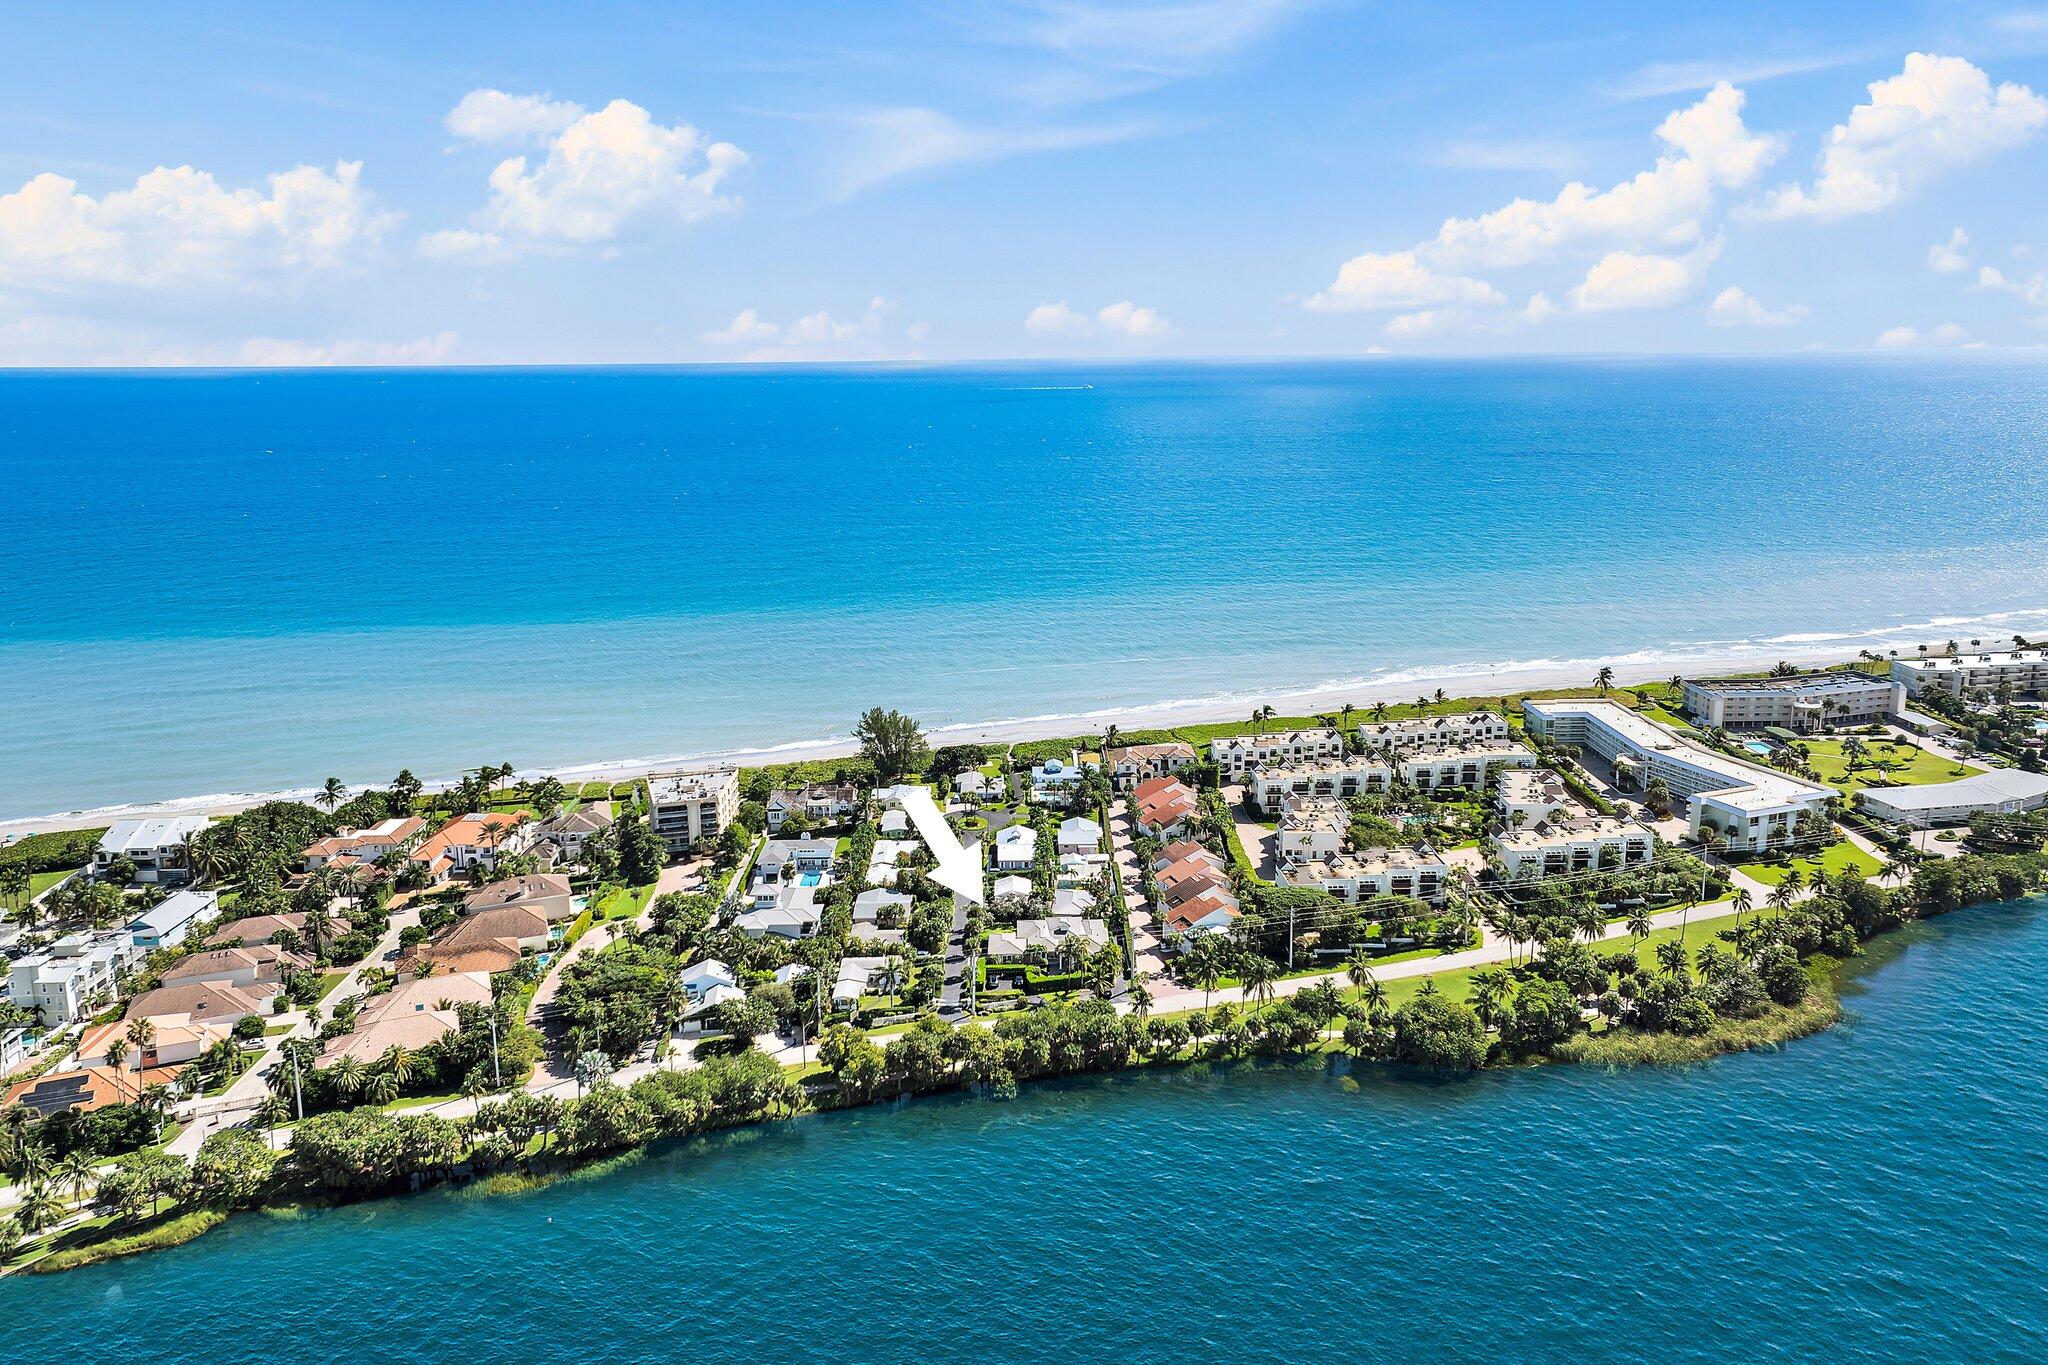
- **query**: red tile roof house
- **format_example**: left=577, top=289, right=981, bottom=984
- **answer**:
left=1162, top=889, right=1241, bottom=947
left=1133, top=777, right=1200, bottom=839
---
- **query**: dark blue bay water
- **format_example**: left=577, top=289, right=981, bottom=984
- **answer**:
left=7, top=899, right=2045, bottom=1362
left=4, top=357, right=2048, bottom=818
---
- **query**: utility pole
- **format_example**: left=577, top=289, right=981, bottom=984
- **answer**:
left=290, top=1047, right=304, bottom=1122
left=487, top=1010, right=502, bottom=1088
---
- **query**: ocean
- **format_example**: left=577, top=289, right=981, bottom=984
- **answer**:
left=4, top=357, right=2047, bottom=819
left=4, top=899, right=2044, bottom=1360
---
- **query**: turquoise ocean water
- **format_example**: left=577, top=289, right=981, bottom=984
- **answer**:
left=3, top=357, right=2046, bottom=817
left=4, top=899, right=2044, bottom=1360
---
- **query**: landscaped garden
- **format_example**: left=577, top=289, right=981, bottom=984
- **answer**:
left=1735, top=839, right=1883, bottom=886
left=1794, top=736, right=1978, bottom=794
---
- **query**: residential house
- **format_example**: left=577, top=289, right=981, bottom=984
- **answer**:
left=866, top=839, right=919, bottom=886
left=766, top=784, right=858, bottom=831
left=735, top=884, right=823, bottom=939
left=1106, top=742, right=1197, bottom=792
left=832, top=956, right=894, bottom=1009
left=985, top=915, right=1109, bottom=963
left=1161, top=891, right=1240, bottom=947
left=208, top=910, right=321, bottom=949
left=680, top=959, right=738, bottom=999
left=955, top=770, right=1004, bottom=801
left=1133, top=777, right=1199, bottom=839
left=95, top=815, right=209, bottom=885
left=411, top=812, right=534, bottom=881
left=537, top=805, right=613, bottom=858
left=992, top=825, right=1038, bottom=872
left=989, top=875, right=1035, bottom=902
left=464, top=872, right=576, bottom=922
left=302, top=816, right=428, bottom=872
left=415, top=904, right=552, bottom=974
left=852, top=888, right=912, bottom=929
left=160, top=944, right=304, bottom=991
left=124, top=979, right=268, bottom=1029
left=1151, top=840, right=1222, bottom=877
left=1057, top=816, right=1103, bottom=856
left=129, top=888, right=216, bottom=951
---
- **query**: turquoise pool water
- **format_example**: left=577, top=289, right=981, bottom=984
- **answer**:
left=799, top=872, right=823, bottom=886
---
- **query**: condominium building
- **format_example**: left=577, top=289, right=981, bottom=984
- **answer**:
left=1523, top=698, right=1833, bottom=853
left=1492, top=816, right=1658, bottom=882
left=1891, top=648, right=2048, bottom=699
left=1496, top=768, right=1572, bottom=829
left=1681, top=672, right=1902, bottom=731
left=94, top=815, right=209, bottom=884
left=1395, top=740, right=1537, bottom=791
left=1274, top=797, right=1348, bottom=867
left=1209, top=729, right=1344, bottom=775
left=1251, top=756, right=1393, bottom=812
left=1280, top=847, right=1447, bottom=906
left=1357, top=710, right=1511, bottom=750
left=647, top=768, right=740, bottom=855
left=9, top=932, right=139, bottom=1026
left=1857, top=769, right=2048, bottom=827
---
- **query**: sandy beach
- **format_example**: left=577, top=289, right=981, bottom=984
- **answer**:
left=0, top=638, right=1894, bottom=839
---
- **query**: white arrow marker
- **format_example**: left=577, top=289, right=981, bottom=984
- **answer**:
left=895, top=785, right=983, bottom=905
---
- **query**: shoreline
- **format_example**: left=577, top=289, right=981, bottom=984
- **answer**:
left=0, top=634, right=1927, bottom=837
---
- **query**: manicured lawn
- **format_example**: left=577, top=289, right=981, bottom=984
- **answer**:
left=1795, top=737, right=1979, bottom=794
left=596, top=882, right=657, bottom=922
left=1736, top=840, right=1883, bottom=886
left=28, top=867, right=81, bottom=899
left=315, top=971, right=348, bottom=999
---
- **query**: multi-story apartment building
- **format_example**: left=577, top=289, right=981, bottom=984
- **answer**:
left=1492, top=816, right=1658, bottom=882
left=9, top=932, right=139, bottom=1025
left=1209, top=729, right=1344, bottom=775
left=1279, top=847, right=1448, bottom=906
left=647, top=768, right=740, bottom=855
left=1274, top=797, right=1348, bottom=867
left=1891, top=648, right=2048, bottom=699
left=1252, top=756, right=1394, bottom=812
left=1523, top=698, right=1832, bottom=853
left=1395, top=740, right=1537, bottom=791
left=1357, top=710, right=1511, bottom=750
left=1496, top=768, right=1572, bottom=829
left=1681, top=672, right=1902, bottom=731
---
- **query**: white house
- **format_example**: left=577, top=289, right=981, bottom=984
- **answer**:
left=734, top=885, right=823, bottom=939
left=986, top=915, right=1109, bottom=963
left=992, top=825, right=1038, bottom=871
left=9, top=932, right=137, bottom=1026
left=765, top=784, right=858, bottom=831
left=95, top=815, right=209, bottom=884
left=879, top=808, right=911, bottom=837
left=129, top=889, right=216, bottom=952
left=991, top=874, right=1035, bottom=901
left=538, top=805, right=613, bottom=858
left=1858, top=769, right=2048, bottom=827
left=1030, top=754, right=1091, bottom=803
left=853, top=888, right=912, bottom=928
left=866, top=839, right=919, bottom=886
left=680, top=959, right=738, bottom=1000
left=955, top=771, right=1004, bottom=801
left=833, top=956, right=894, bottom=1009
left=1057, top=817, right=1102, bottom=856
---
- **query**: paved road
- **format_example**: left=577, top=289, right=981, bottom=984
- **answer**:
left=937, top=889, right=972, bottom=1020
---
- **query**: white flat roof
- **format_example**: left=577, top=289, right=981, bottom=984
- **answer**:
left=1860, top=769, right=2048, bottom=812
left=1525, top=698, right=1831, bottom=811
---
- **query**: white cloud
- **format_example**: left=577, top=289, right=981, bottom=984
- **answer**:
left=1875, top=322, right=1968, bottom=347
left=1311, top=82, right=1774, bottom=316
left=1570, top=240, right=1722, bottom=312
left=1024, top=298, right=1174, bottom=339
left=1025, top=300, right=1094, bottom=336
left=1095, top=299, right=1171, bottom=336
left=1748, top=54, right=2048, bottom=221
left=445, top=89, right=585, bottom=144
left=0, top=161, right=395, bottom=290
left=1304, top=249, right=1506, bottom=312
left=1707, top=285, right=1811, bottom=326
left=830, top=106, right=1153, bottom=198
left=232, top=332, right=458, bottom=366
left=1928, top=227, right=1972, bottom=272
left=1975, top=264, right=2048, bottom=306
left=1521, top=292, right=1560, bottom=323
left=701, top=297, right=913, bottom=361
left=434, top=93, right=745, bottom=256
left=1383, top=308, right=1458, bottom=337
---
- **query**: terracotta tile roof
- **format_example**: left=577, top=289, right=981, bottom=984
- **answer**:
left=124, top=979, right=267, bottom=1023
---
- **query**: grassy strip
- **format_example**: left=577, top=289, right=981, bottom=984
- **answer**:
left=25, top=1207, right=226, bottom=1274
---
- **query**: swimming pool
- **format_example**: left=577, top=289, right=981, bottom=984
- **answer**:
left=1744, top=741, right=1773, bottom=756
left=799, top=872, right=824, bottom=887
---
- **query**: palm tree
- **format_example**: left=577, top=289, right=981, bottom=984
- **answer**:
left=318, top=777, right=349, bottom=812
left=1346, top=950, right=1375, bottom=999
left=1190, top=955, right=1223, bottom=1010
left=53, top=1151, right=98, bottom=1207
left=364, top=1069, right=401, bottom=1106
left=125, top=1017, right=156, bottom=1069
left=1594, top=666, right=1615, bottom=695
left=1370, top=701, right=1388, bottom=724
left=1235, top=957, right=1276, bottom=1018
left=105, top=1037, right=128, bottom=1072
left=329, top=1054, right=368, bottom=1099
left=1655, top=939, right=1690, bottom=980
left=1625, top=907, right=1653, bottom=944
left=1469, top=968, right=1511, bottom=1029
left=15, top=1183, right=66, bottom=1236
left=379, top=1044, right=416, bottom=1088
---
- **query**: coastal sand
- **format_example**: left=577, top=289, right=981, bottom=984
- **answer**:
left=0, top=639, right=1880, bottom=838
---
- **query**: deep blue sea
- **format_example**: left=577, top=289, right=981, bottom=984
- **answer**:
left=5, top=899, right=2045, bottom=1361
left=4, top=357, right=2047, bottom=818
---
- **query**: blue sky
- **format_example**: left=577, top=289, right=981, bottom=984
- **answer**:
left=4, top=0, right=2048, bottom=364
